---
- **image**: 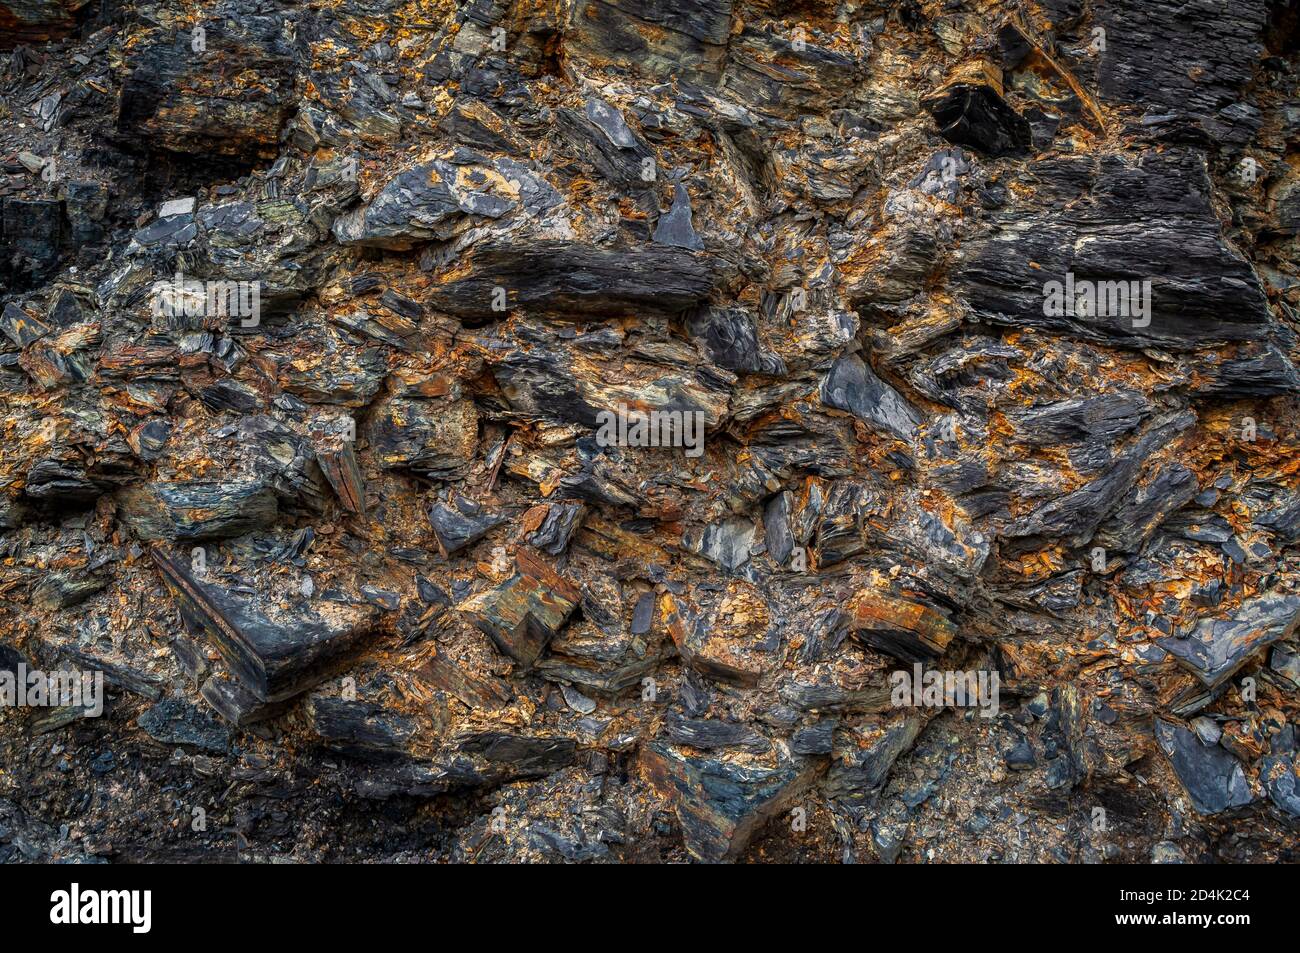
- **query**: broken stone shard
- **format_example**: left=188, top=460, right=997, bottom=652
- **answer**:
left=641, top=741, right=821, bottom=863
left=458, top=549, right=582, bottom=668
left=1155, top=719, right=1255, bottom=815
left=1158, top=594, right=1300, bottom=689
left=152, top=548, right=379, bottom=702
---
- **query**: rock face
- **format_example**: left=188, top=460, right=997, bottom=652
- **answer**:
left=2, top=0, right=1300, bottom=866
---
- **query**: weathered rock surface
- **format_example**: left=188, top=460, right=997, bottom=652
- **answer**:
left=3, top=0, right=1300, bottom=867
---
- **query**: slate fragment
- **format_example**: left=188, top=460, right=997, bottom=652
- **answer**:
left=641, top=741, right=821, bottom=863
left=332, top=155, right=517, bottom=249
left=653, top=182, right=705, bottom=251
left=522, top=502, right=586, bottom=556
left=1155, top=719, right=1254, bottom=815
left=922, top=61, right=1031, bottom=157
left=564, top=0, right=735, bottom=83
left=422, top=239, right=720, bottom=319
left=306, top=697, right=418, bottom=761
left=117, top=480, right=279, bottom=542
left=368, top=398, right=479, bottom=481
left=1, top=199, right=63, bottom=284
left=687, top=307, right=785, bottom=375
left=845, top=589, right=957, bottom=663
left=820, top=353, right=922, bottom=442
left=458, top=549, right=582, bottom=667
left=117, top=16, right=294, bottom=158
left=137, top=699, right=230, bottom=754
left=1158, top=594, right=1300, bottom=689
left=152, top=548, right=380, bottom=702
left=428, top=493, right=506, bottom=558
left=661, top=592, right=766, bottom=687
left=315, top=439, right=366, bottom=517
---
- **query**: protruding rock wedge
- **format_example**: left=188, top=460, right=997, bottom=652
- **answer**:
left=845, top=589, right=957, bottom=663
left=152, top=547, right=380, bottom=702
left=118, top=480, right=279, bottom=541
left=1158, top=594, right=1300, bottom=689
left=424, top=239, right=720, bottom=319
left=922, top=60, right=1031, bottom=157
left=641, top=741, right=821, bottom=863
left=458, top=549, right=582, bottom=667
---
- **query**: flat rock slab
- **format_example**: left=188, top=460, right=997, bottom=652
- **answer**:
left=424, top=238, right=721, bottom=319
left=153, top=548, right=379, bottom=702
left=845, top=589, right=958, bottom=663
left=1159, top=593, right=1300, bottom=688
left=118, top=480, right=279, bottom=541
left=1155, top=719, right=1254, bottom=815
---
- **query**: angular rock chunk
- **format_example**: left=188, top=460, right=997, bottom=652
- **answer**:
left=923, top=61, right=1031, bottom=157
left=118, top=480, right=278, bottom=541
left=368, top=398, right=478, bottom=481
left=1004, top=411, right=1195, bottom=547
left=458, top=549, right=582, bottom=667
left=1260, top=752, right=1300, bottom=818
left=845, top=589, right=957, bottom=663
left=687, top=307, right=785, bottom=375
left=306, top=696, right=418, bottom=761
left=412, top=650, right=511, bottom=711
left=820, top=353, right=922, bottom=441
left=152, top=548, right=380, bottom=702
left=276, top=340, right=387, bottom=408
left=117, top=18, right=294, bottom=158
left=660, top=591, right=767, bottom=687
left=681, top=517, right=755, bottom=573
left=720, top=22, right=862, bottom=121
left=1095, top=462, right=1198, bottom=552
left=427, top=493, right=506, bottom=557
left=137, top=699, right=229, bottom=754
left=763, top=491, right=795, bottom=567
left=424, top=239, right=720, bottom=319
left=315, top=440, right=366, bottom=516
left=332, top=155, right=517, bottom=249
left=664, top=714, right=768, bottom=753
left=522, top=502, right=586, bottom=556
left=1, top=303, right=51, bottom=348
left=1158, top=593, right=1300, bottom=689
left=455, top=732, right=577, bottom=779
left=641, top=742, right=820, bottom=863
left=1155, top=719, right=1254, bottom=815
left=825, top=714, right=925, bottom=806
left=556, top=98, right=655, bottom=188
left=487, top=329, right=731, bottom=432
left=1007, top=391, right=1151, bottom=448
left=653, top=183, right=705, bottom=251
